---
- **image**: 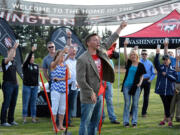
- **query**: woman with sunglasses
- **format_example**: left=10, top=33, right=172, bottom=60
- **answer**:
left=154, top=47, right=177, bottom=127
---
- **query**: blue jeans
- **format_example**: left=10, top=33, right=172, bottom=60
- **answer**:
left=22, top=85, right=38, bottom=118
left=63, top=87, right=78, bottom=124
left=123, top=86, right=140, bottom=125
left=68, top=88, right=78, bottom=123
left=79, top=95, right=103, bottom=135
left=103, top=82, right=117, bottom=122
left=1, top=81, right=18, bottom=124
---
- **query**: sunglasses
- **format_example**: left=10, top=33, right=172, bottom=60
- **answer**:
left=48, top=46, right=54, bottom=49
left=141, top=53, right=147, bottom=55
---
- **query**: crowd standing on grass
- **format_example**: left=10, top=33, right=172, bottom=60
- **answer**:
left=1, top=21, right=180, bottom=135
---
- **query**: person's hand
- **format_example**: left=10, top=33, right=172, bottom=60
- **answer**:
left=164, top=41, right=168, bottom=47
left=120, top=21, right=127, bottom=29
left=14, top=42, right=19, bottom=49
left=91, top=92, right=97, bottom=104
left=8, top=48, right=16, bottom=61
left=176, top=89, right=180, bottom=94
left=137, top=83, right=141, bottom=87
left=175, top=48, right=180, bottom=60
left=124, top=40, right=128, bottom=47
left=32, top=45, right=37, bottom=52
left=156, top=48, right=160, bottom=54
left=67, top=31, right=72, bottom=38
left=162, top=72, right=166, bottom=76
left=64, top=45, right=69, bottom=54
left=53, top=77, right=59, bottom=82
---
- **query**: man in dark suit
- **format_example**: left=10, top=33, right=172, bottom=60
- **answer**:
left=77, top=21, right=127, bottom=135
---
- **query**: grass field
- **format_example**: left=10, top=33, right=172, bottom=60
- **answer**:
left=0, top=72, right=180, bottom=135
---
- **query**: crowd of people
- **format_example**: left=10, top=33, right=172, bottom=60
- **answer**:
left=0, top=21, right=180, bottom=135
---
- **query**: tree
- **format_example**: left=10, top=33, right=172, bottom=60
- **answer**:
left=11, top=5, right=52, bottom=61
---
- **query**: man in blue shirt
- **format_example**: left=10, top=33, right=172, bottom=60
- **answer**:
left=164, top=42, right=180, bottom=122
left=140, top=49, right=155, bottom=117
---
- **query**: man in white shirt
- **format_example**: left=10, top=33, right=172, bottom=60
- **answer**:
left=65, top=44, right=79, bottom=126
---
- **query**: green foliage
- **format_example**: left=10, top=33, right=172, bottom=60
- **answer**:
left=34, top=57, right=42, bottom=67
left=0, top=55, right=3, bottom=63
left=112, top=53, right=125, bottom=67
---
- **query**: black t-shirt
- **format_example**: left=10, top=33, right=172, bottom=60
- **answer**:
left=2, top=59, right=17, bottom=84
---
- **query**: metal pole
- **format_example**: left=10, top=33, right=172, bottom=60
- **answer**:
left=117, top=47, right=121, bottom=107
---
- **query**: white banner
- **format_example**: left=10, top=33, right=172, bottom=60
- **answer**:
left=0, top=0, right=179, bottom=26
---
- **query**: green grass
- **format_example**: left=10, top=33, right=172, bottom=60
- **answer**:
left=0, top=72, right=180, bottom=135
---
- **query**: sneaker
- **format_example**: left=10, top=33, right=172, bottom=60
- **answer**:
left=168, top=121, right=173, bottom=127
left=1, top=122, right=11, bottom=127
left=132, top=124, right=137, bottom=128
left=159, top=121, right=165, bottom=126
left=10, top=121, right=18, bottom=126
left=124, top=123, right=129, bottom=128
left=111, top=120, right=120, bottom=124
left=32, top=119, right=38, bottom=123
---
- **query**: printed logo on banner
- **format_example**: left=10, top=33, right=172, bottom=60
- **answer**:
left=51, top=27, right=86, bottom=58
left=0, top=18, right=23, bottom=79
left=58, top=36, right=66, bottom=44
left=158, top=18, right=180, bottom=33
left=53, top=29, right=67, bottom=48
left=4, top=37, right=12, bottom=48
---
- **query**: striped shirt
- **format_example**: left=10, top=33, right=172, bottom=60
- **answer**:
left=51, top=64, right=66, bottom=93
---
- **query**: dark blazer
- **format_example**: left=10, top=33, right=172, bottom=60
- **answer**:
left=76, top=33, right=119, bottom=103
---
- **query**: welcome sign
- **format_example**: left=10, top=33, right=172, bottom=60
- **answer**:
left=0, top=0, right=179, bottom=26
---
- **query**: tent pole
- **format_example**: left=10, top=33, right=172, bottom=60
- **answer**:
left=117, top=47, right=121, bottom=109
